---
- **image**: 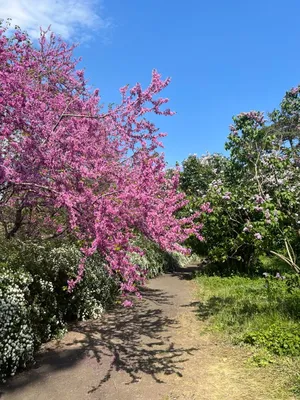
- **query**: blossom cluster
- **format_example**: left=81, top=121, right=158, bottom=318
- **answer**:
left=0, top=270, right=35, bottom=382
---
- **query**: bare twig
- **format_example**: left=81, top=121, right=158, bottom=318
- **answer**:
left=13, top=182, right=60, bottom=194
left=52, top=111, right=108, bottom=132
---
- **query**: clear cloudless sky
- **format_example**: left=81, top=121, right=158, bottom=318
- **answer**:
left=75, top=0, right=300, bottom=166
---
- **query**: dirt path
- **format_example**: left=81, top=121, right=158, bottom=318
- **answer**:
left=0, top=267, right=294, bottom=400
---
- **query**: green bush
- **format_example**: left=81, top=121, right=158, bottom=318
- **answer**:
left=243, top=323, right=300, bottom=356
left=198, top=254, right=292, bottom=278
left=0, top=240, right=118, bottom=381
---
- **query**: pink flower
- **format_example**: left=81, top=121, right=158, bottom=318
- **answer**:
left=56, top=225, right=64, bottom=233
left=200, top=202, right=213, bottom=213
left=122, top=300, right=133, bottom=307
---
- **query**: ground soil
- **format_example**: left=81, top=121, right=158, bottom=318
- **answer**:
left=0, top=266, right=296, bottom=400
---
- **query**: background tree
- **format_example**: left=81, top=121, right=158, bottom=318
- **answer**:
left=180, top=95, right=300, bottom=274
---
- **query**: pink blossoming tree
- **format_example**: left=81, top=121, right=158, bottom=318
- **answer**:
left=0, top=25, right=202, bottom=302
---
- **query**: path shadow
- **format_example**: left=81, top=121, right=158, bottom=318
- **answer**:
left=2, top=286, right=197, bottom=396
left=182, top=297, right=237, bottom=321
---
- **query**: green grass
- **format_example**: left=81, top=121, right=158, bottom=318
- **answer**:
left=195, top=275, right=300, bottom=351
left=195, top=259, right=300, bottom=397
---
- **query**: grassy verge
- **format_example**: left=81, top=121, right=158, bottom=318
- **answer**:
left=195, top=259, right=300, bottom=397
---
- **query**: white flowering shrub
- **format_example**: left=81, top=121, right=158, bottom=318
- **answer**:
left=0, top=240, right=118, bottom=382
left=0, top=267, right=35, bottom=382
left=49, top=246, right=118, bottom=320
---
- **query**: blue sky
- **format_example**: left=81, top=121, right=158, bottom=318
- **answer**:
left=2, top=0, right=300, bottom=166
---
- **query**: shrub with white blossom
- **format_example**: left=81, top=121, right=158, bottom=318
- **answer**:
left=0, top=268, right=35, bottom=382
left=0, top=241, right=119, bottom=381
